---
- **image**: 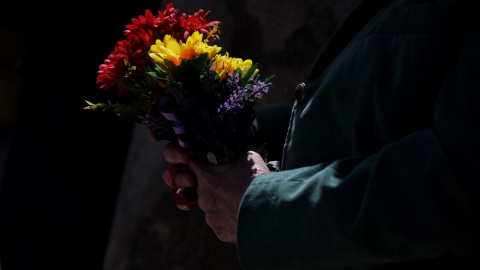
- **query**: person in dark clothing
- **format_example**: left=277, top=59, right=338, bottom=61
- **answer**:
left=160, top=0, right=480, bottom=269
left=0, top=1, right=160, bottom=269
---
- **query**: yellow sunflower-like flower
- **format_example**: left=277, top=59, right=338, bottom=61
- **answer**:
left=148, top=31, right=222, bottom=66
left=211, top=52, right=259, bottom=80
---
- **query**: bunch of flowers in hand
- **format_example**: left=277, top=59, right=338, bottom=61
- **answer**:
left=85, top=3, right=273, bottom=165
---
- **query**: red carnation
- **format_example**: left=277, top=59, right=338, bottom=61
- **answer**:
left=96, top=3, right=221, bottom=97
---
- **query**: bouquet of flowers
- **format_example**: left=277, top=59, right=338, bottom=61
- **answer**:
left=85, top=3, right=273, bottom=166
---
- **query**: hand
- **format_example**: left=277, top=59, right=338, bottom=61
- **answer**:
left=162, top=142, right=270, bottom=243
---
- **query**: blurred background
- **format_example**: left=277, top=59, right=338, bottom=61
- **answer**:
left=0, top=0, right=362, bottom=269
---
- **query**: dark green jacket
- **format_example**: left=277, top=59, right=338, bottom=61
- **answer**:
left=239, top=0, right=480, bottom=269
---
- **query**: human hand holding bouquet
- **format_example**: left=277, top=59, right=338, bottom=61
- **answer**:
left=84, top=3, right=273, bottom=206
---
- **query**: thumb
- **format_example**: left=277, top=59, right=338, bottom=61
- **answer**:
left=185, top=157, right=213, bottom=178
left=163, top=142, right=193, bottom=164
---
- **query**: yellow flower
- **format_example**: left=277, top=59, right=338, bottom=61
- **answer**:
left=211, top=52, right=259, bottom=80
left=149, top=31, right=222, bottom=66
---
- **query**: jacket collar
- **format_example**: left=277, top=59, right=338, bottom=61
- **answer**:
left=306, top=0, right=393, bottom=81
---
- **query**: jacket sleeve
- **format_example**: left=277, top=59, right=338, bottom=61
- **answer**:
left=237, top=11, right=480, bottom=270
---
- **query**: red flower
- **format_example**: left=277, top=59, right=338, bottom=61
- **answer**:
left=96, top=39, right=145, bottom=96
left=124, top=9, right=162, bottom=45
left=179, top=9, right=221, bottom=42
left=96, top=3, right=221, bottom=97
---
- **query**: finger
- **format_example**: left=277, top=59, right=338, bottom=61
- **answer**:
left=185, top=157, right=214, bottom=178
left=148, top=129, right=161, bottom=142
left=175, top=188, right=194, bottom=211
left=177, top=203, right=193, bottom=211
left=176, top=187, right=198, bottom=201
left=163, top=143, right=192, bottom=164
left=162, top=167, right=196, bottom=187
left=173, top=170, right=196, bottom=188
left=163, top=170, right=169, bottom=185
left=165, top=164, right=199, bottom=207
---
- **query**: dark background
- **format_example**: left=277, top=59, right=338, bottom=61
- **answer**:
left=0, top=1, right=160, bottom=269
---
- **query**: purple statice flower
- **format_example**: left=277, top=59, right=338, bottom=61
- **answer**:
left=209, top=72, right=271, bottom=162
left=139, top=112, right=175, bottom=142
left=218, top=72, right=270, bottom=119
left=140, top=68, right=271, bottom=164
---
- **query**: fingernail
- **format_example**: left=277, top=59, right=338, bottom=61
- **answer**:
left=178, top=204, right=189, bottom=210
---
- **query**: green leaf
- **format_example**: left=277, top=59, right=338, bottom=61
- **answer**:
left=172, top=56, right=206, bottom=91
left=235, top=67, right=242, bottom=75
left=153, top=61, right=168, bottom=74
left=164, top=59, right=177, bottom=72
left=147, top=71, right=164, bottom=80
left=264, top=74, right=275, bottom=84
left=190, top=53, right=208, bottom=71
left=244, top=81, right=254, bottom=89
left=241, top=63, right=258, bottom=86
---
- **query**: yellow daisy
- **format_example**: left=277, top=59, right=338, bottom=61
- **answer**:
left=148, top=31, right=222, bottom=66
left=210, top=52, right=259, bottom=80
